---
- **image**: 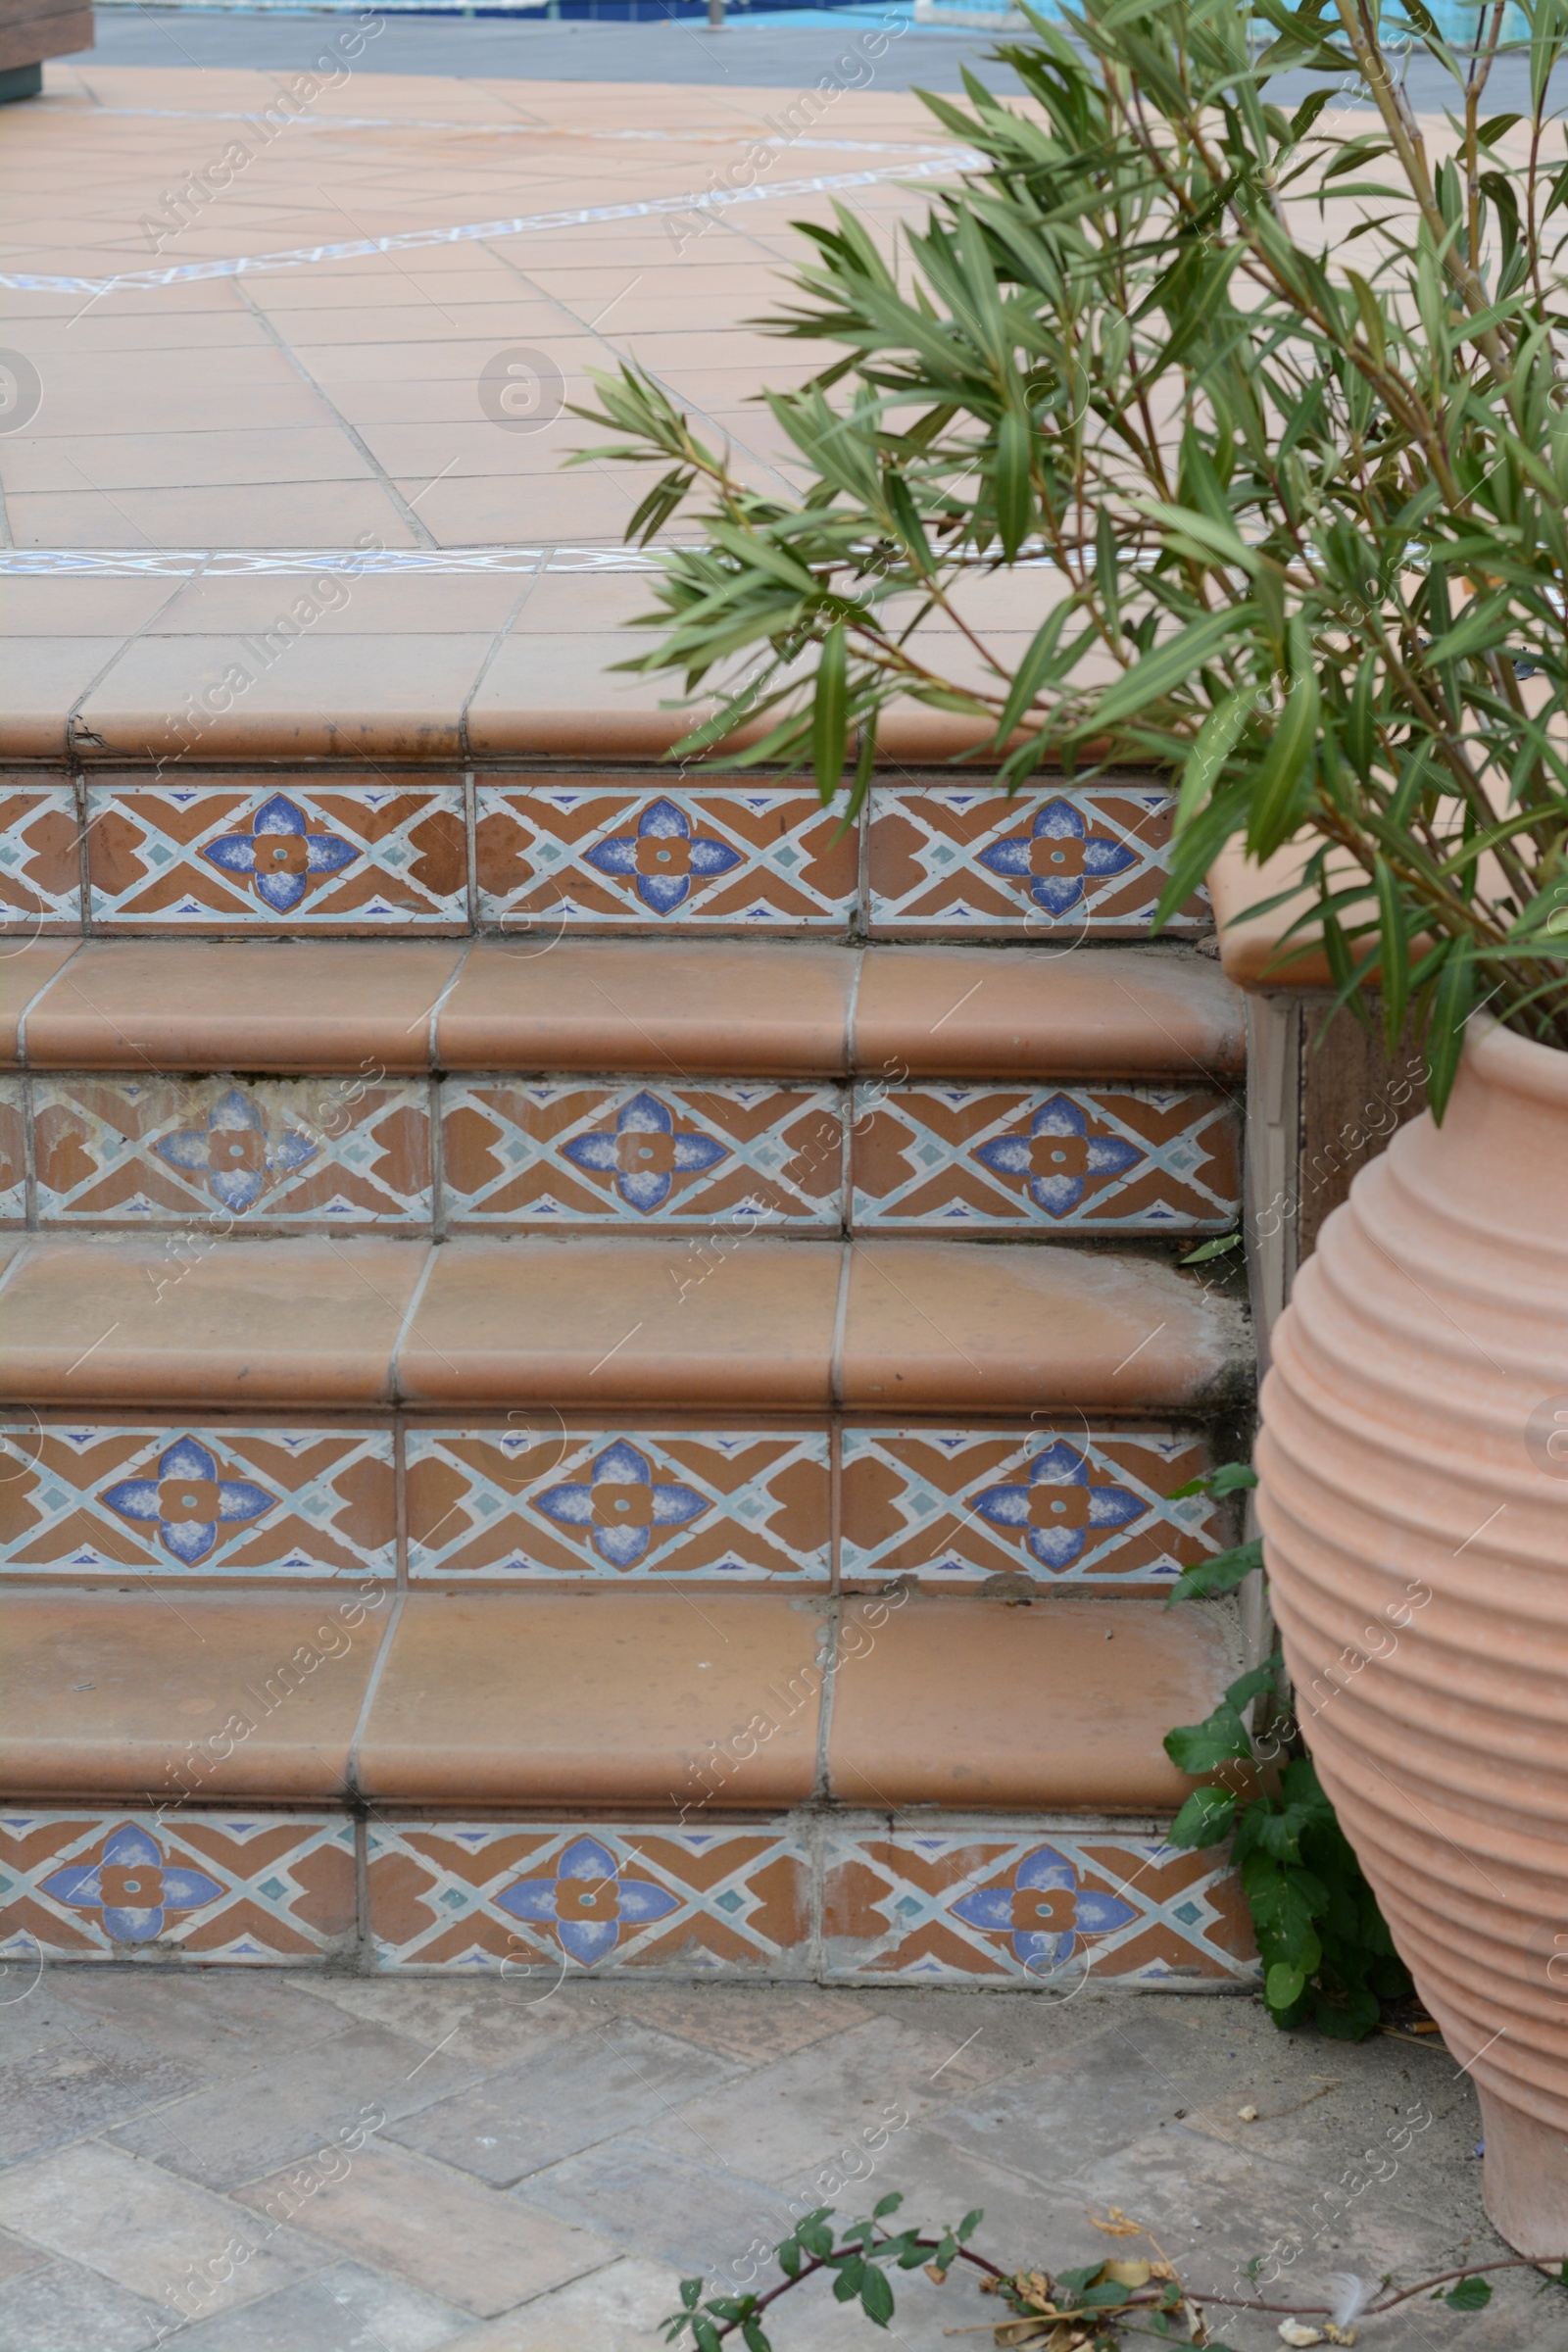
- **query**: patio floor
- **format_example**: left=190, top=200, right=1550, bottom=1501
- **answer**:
left=0, top=1970, right=1546, bottom=2351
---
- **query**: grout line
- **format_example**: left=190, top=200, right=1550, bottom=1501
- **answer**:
left=345, top=1591, right=406, bottom=1802
left=387, top=1245, right=442, bottom=1404
left=21, top=1070, right=35, bottom=1232
left=228, top=279, right=438, bottom=553
left=461, top=556, right=547, bottom=766
left=420, top=940, right=475, bottom=1068
left=12, top=937, right=84, bottom=1064
left=828, top=1239, right=853, bottom=1412
left=843, top=939, right=865, bottom=1076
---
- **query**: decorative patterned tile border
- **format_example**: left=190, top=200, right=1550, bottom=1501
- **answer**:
left=0, top=1423, right=1226, bottom=1587
left=2, top=778, right=1224, bottom=940
left=0, top=786, right=79, bottom=929
left=5, top=1079, right=1237, bottom=1236
left=0, top=1809, right=1252, bottom=1978
left=852, top=1084, right=1238, bottom=1232
left=0, top=1810, right=358, bottom=1962
left=820, top=1827, right=1253, bottom=1982
left=866, top=785, right=1205, bottom=934
left=0, top=1425, right=396, bottom=1577
left=84, top=783, right=468, bottom=930
left=368, top=1822, right=814, bottom=1974
left=475, top=785, right=858, bottom=930
left=442, top=1080, right=842, bottom=1229
left=31, top=1075, right=433, bottom=1228
left=406, top=1429, right=831, bottom=1582
left=840, top=1428, right=1223, bottom=1588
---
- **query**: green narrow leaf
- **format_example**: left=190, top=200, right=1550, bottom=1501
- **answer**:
left=995, top=408, right=1033, bottom=560
left=1175, top=685, right=1255, bottom=833
left=742, top=2321, right=771, bottom=2352
left=811, top=622, right=848, bottom=808
left=1246, top=624, right=1321, bottom=859
left=956, top=2209, right=984, bottom=2240
left=1426, top=944, right=1475, bottom=1122
left=872, top=2192, right=903, bottom=2219
left=1373, top=857, right=1409, bottom=1056
left=1087, top=609, right=1241, bottom=730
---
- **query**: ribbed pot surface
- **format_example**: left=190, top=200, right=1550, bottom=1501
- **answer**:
left=1258, top=1018, right=1568, bottom=2257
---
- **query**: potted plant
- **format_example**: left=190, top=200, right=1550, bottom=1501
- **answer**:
left=572, top=0, right=1568, bottom=2251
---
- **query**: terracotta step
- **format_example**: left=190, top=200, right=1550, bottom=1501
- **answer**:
left=0, top=1233, right=1250, bottom=1411
left=0, top=1585, right=1233, bottom=1812
left=3, top=937, right=1244, bottom=1077
left=2, top=939, right=1243, bottom=1238
left=0, top=1577, right=1254, bottom=1979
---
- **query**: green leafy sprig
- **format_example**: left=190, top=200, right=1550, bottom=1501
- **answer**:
left=569, top=0, right=1568, bottom=1107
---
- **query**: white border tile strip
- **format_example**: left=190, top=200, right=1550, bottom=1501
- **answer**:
left=0, top=154, right=980, bottom=297
left=0, top=546, right=676, bottom=573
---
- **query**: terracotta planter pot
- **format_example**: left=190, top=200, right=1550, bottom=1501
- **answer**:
left=1257, top=1018, right=1568, bottom=2258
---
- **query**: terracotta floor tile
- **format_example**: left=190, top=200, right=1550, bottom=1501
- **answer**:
left=840, top=1241, right=1250, bottom=1413
left=356, top=1591, right=827, bottom=1804
left=409, top=472, right=645, bottom=548
left=0, top=578, right=181, bottom=638
left=148, top=571, right=533, bottom=637
left=0, top=1591, right=384, bottom=1798
left=2, top=426, right=362, bottom=496
left=852, top=946, right=1247, bottom=1078
left=0, top=1235, right=427, bottom=1404
left=23, top=940, right=466, bottom=1071
left=825, top=1592, right=1231, bottom=1808
left=0, top=941, right=78, bottom=1062
left=396, top=1236, right=843, bottom=1407
left=0, top=639, right=128, bottom=761
left=466, top=635, right=719, bottom=758
left=8, top=483, right=419, bottom=550
left=77, top=635, right=493, bottom=764
left=437, top=940, right=855, bottom=1075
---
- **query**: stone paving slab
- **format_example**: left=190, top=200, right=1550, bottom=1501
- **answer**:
left=0, top=1972, right=1557, bottom=2352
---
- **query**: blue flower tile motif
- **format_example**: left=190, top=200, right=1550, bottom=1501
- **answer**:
left=203, top=792, right=359, bottom=911
left=102, top=1435, right=274, bottom=1566
left=561, top=1092, right=730, bottom=1212
left=153, top=1087, right=318, bottom=1212
left=973, top=1094, right=1144, bottom=1216
left=494, top=1834, right=680, bottom=1963
left=39, top=1824, right=224, bottom=1945
left=583, top=797, right=744, bottom=914
left=533, top=1439, right=709, bottom=1568
left=976, top=798, right=1138, bottom=916
left=952, top=1844, right=1138, bottom=1969
left=971, top=1441, right=1146, bottom=1570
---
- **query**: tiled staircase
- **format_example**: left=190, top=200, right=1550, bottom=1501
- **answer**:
left=0, top=759, right=1256, bottom=1985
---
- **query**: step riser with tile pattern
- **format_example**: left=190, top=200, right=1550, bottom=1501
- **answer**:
left=2, top=1072, right=1241, bottom=1236
left=6, top=770, right=1205, bottom=938
left=1, top=769, right=1258, bottom=1988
